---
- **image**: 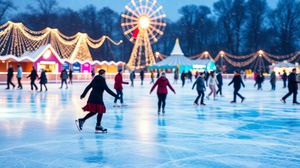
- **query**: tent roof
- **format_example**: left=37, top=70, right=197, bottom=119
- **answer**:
left=170, top=38, right=184, bottom=56
left=271, top=62, right=295, bottom=68
left=192, top=59, right=211, bottom=65
left=153, top=38, right=193, bottom=67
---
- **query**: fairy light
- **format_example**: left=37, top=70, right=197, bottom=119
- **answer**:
left=0, top=21, right=122, bottom=61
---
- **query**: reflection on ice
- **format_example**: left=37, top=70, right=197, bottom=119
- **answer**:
left=0, top=79, right=299, bottom=167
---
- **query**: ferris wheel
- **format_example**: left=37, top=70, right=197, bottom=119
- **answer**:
left=121, top=0, right=166, bottom=69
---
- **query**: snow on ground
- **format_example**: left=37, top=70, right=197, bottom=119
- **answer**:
left=0, top=78, right=299, bottom=168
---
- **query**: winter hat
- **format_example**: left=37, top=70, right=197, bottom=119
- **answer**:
left=98, top=69, right=106, bottom=75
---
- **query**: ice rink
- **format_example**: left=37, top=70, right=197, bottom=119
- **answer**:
left=0, top=78, right=299, bottom=168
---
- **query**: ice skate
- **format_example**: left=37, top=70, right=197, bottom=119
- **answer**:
left=113, top=103, right=120, bottom=107
left=193, top=102, right=199, bottom=106
left=75, top=119, right=85, bottom=131
left=281, top=99, right=286, bottom=104
left=120, top=103, right=128, bottom=107
left=95, top=126, right=107, bottom=133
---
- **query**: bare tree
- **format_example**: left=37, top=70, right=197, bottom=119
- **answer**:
left=269, top=0, right=300, bottom=54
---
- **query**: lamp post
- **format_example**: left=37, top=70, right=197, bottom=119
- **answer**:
left=155, top=52, right=160, bottom=62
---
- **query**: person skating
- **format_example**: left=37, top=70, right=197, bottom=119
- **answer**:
left=6, top=65, right=15, bottom=90
left=228, top=70, right=245, bottom=103
left=282, top=70, right=287, bottom=88
left=174, top=69, right=179, bottom=84
left=130, top=70, right=135, bottom=87
left=181, top=71, right=186, bottom=87
left=91, top=68, right=95, bottom=78
left=270, top=70, right=276, bottom=91
left=150, top=71, right=155, bottom=84
left=192, top=73, right=206, bottom=106
left=76, top=69, right=119, bottom=133
left=140, top=70, right=145, bottom=85
left=150, top=72, right=176, bottom=114
left=39, top=69, right=48, bottom=92
left=27, top=66, right=38, bottom=91
left=256, top=72, right=264, bottom=90
left=60, top=68, right=68, bottom=89
left=114, top=69, right=129, bottom=107
left=216, top=71, right=223, bottom=97
left=17, top=64, right=23, bottom=89
left=206, top=71, right=218, bottom=100
left=281, top=68, right=300, bottom=105
left=187, top=71, right=193, bottom=83
left=69, top=68, right=73, bottom=84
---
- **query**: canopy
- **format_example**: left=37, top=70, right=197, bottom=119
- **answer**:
left=150, top=39, right=193, bottom=69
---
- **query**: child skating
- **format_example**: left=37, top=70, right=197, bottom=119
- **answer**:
left=76, top=69, right=119, bottom=133
left=150, top=72, right=176, bottom=114
left=192, top=73, right=206, bottom=106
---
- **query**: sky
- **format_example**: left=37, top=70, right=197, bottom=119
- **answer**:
left=14, top=0, right=278, bottom=21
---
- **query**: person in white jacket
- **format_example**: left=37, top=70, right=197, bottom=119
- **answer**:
left=206, top=71, right=218, bottom=100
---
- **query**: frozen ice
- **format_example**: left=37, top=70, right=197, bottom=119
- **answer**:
left=0, top=78, right=299, bottom=168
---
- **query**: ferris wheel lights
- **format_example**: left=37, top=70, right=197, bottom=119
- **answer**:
left=139, top=16, right=150, bottom=29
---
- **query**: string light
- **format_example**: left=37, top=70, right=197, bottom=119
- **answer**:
left=0, top=21, right=122, bottom=61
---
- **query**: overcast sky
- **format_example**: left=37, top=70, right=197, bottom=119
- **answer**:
left=15, top=0, right=278, bottom=21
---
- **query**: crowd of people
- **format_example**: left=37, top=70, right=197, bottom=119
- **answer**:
left=4, top=65, right=300, bottom=133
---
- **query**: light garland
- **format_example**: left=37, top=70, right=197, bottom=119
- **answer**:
left=0, top=21, right=122, bottom=61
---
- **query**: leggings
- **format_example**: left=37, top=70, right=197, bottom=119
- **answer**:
left=208, top=85, right=216, bottom=98
left=157, top=94, right=167, bottom=110
left=83, top=112, right=103, bottom=126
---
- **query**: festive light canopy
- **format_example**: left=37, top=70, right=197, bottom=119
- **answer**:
left=0, top=21, right=122, bottom=61
left=121, top=0, right=166, bottom=69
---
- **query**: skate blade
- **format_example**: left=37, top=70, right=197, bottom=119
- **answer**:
left=95, top=130, right=107, bottom=134
left=75, top=120, right=82, bottom=132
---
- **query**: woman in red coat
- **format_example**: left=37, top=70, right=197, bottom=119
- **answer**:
left=114, top=69, right=129, bottom=107
left=150, top=72, right=176, bottom=114
left=76, top=69, right=118, bottom=133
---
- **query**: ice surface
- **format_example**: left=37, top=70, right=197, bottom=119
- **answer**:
left=0, top=79, right=299, bottom=168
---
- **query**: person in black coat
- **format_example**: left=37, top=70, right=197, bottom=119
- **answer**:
left=39, top=69, right=48, bottom=92
left=216, top=72, right=223, bottom=96
left=192, top=73, right=206, bottom=105
left=181, top=71, right=186, bottom=87
left=256, top=72, right=264, bottom=90
left=69, top=68, right=73, bottom=84
left=27, top=66, right=38, bottom=91
left=76, top=69, right=119, bottom=132
left=282, top=70, right=287, bottom=88
left=6, top=65, right=15, bottom=90
left=281, top=68, right=300, bottom=104
left=140, top=70, right=145, bottom=85
left=270, top=71, right=276, bottom=91
left=228, top=70, right=245, bottom=103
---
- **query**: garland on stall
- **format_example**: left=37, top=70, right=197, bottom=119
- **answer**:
left=0, top=21, right=122, bottom=61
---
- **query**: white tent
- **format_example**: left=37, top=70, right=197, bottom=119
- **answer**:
left=152, top=39, right=193, bottom=68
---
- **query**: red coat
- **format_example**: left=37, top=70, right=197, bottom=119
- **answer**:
left=150, top=77, right=175, bottom=94
left=114, top=73, right=128, bottom=90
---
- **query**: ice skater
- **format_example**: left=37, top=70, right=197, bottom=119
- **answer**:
left=114, top=69, right=129, bottom=107
left=69, top=68, right=73, bottom=84
left=140, top=70, right=144, bottom=85
left=256, top=72, right=264, bottom=90
left=6, top=65, right=15, bottom=90
left=216, top=71, right=223, bottom=97
left=228, top=70, right=245, bottom=103
left=150, top=72, right=176, bottom=114
left=91, top=68, right=95, bottom=78
left=282, top=70, right=287, bottom=88
left=60, top=68, right=68, bottom=89
left=181, top=71, right=186, bottom=87
left=39, top=69, right=48, bottom=92
left=27, top=66, right=38, bottom=91
left=76, top=69, right=119, bottom=133
left=192, top=73, right=206, bottom=106
left=130, top=70, right=135, bottom=87
left=17, top=64, right=23, bottom=89
left=206, top=71, right=218, bottom=100
left=150, top=70, right=155, bottom=84
left=281, top=68, right=300, bottom=105
left=270, top=70, right=276, bottom=91
left=174, top=69, right=179, bottom=84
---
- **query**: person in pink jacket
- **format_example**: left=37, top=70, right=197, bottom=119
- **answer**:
left=150, top=72, right=176, bottom=114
